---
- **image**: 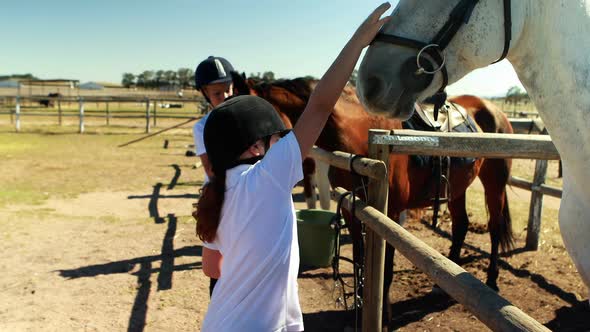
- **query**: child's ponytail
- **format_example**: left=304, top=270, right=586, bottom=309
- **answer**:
left=194, top=170, right=226, bottom=243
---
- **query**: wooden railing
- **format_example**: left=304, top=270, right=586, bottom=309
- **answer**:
left=310, top=129, right=554, bottom=331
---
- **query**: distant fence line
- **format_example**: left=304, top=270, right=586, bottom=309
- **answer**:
left=0, top=95, right=205, bottom=133
left=2, top=95, right=200, bottom=103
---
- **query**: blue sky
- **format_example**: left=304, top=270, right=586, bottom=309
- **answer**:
left=1, top=0, right=524, bottom=97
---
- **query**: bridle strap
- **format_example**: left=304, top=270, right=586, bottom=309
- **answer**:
left=432, top=0, right=480, bottom=50
left=493, top=0, right=512, bottom=63
left=372, top=33, right=429, bottom=50
left=372, top=0, right=511, bottom=92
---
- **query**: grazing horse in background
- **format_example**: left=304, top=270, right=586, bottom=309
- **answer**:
left=39, top=92, right=61, bottom=108
left=248, top=77, right=514, bottom=324
left=357, top=0, right=590, bottom=302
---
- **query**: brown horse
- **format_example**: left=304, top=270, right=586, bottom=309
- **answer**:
left=231, top=73, right=321, bottom=209
left=241, top=77, right=514, bottom=325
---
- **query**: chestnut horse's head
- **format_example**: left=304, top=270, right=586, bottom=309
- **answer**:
left=230, top=71, right=258, bottom=96
left=357, top=0, right=512, bottom=120
left=248, top=78, right=314, bottom=129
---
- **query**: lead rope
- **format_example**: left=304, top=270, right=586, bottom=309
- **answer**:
left=332, top=191, right=353, bottom=310
left=331, top=154, right=368, bottom=332
left=349, top=155, right=368, bottom=332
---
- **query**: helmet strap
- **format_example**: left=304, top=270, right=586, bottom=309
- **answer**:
left=200, top=88, right=212, bottom=105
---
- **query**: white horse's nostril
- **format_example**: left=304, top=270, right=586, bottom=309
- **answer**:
left=365, top=75, right=385, bottom=101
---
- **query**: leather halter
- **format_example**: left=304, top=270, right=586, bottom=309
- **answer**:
left=372, top=0, right=512, bottom=97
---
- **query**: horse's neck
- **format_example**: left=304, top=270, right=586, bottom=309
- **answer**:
left=509, top=0, right=590, bottom=179
left=319, top=102, right=400, bottom=155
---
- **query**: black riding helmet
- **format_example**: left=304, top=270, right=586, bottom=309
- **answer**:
left=195, top=56, right=235, bottom=90
left=204, top=95, right=289, bottom=173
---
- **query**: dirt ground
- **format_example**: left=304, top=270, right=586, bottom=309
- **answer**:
left=0, top=129, right=588, bottom=332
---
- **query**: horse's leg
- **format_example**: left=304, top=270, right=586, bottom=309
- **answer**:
left=382, top=240, right=395, bottom=327
left=381, top=212, right=402, bottom=328
left=316, top=160, right=332, bottom=210
left=478, top=158, right=513, bottom=291
left=306, top=174, right=318, bottom=209
left=448, top=193, right=469, bottom=264
left=302, top=158, right=317, bottom=209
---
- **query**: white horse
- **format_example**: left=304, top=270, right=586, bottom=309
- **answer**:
left=357, top=0, right=590, bottom=303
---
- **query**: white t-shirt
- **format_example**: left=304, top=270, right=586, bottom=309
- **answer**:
left=201, top=132, right=304, bottom=332
left=193, top=112, right=210, bottom=183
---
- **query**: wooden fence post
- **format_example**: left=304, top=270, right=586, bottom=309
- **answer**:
left=58, top=98, right=62, bottom=126
left=106, top=102, right=110, bottom=126
left=525, top=159, right=548, bottom=250
left=363, top=129, right=390, bottom=332
left=145, top=98, right=151, bottom=133
left=15, top=96, right=21, bottom=132
left=79, top=97, right=85, bottom=134
left=153, top=100, right=157, bottom=127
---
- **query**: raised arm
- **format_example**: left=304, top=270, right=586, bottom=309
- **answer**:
left=293, top=3, right=391, bottom=159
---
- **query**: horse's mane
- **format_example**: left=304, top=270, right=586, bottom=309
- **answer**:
left=240, top=77, right=416, bottom=156
left=252, top=78, right=314, bottom=103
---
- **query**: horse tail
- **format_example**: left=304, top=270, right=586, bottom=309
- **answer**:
left=481, top=156, right=514, bottom=253
left=498, top=189, right=514, bottom=253
left=495, top=152, right=514, bottom=253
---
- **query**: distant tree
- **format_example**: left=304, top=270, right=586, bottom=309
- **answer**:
left=121, top=67, right=199, bottom=89
left=177, top=68, right=193, bottom=88
left=135, top=70, right=155, bottom=88
left=164, top=70, right=178, bottom=87
left=155, top=70, right=165, bottom=86
left=136, top=73, right=145, bottom=87
left=122, top=73, right=136, bottom=88
left=0, top=74, right=38, bottom=81
left=249, top=72, right=262, bottom=80
left=505, top=85, right=529, bottom=105
left=348, top=69, right=358, bottom=87
left=0, top=73, right=38, bottom=81
left=189, top=70, right=196, bottom=88
left=262, top=71, right=275, bottom=82
left=144, top=70, right=155, bottom=88
left=506, top=86, right=522, bottom=97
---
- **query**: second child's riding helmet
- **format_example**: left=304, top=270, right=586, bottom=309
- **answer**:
left=194, top=56, right=235, bottom=90
left=204, top=95, right=289, bottom=173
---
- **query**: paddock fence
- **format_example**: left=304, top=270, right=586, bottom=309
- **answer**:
left=309, top=128, right=553, bottom=331
left=0, top=95, right=205, bottom=133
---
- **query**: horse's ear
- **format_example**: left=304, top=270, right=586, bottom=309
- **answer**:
left=230, top=70, right=251, bottom=96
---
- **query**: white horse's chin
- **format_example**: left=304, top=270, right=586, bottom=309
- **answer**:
left=364, top=104, right=393, bottom=116
left=394, top=96, right=417, bottom=121
left=364, top=100, right=415, bottom=121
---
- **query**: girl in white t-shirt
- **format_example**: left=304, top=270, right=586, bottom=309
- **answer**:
left=195, top=3, right=391, bottom=331
left=193, top=55, right=242, bottom=295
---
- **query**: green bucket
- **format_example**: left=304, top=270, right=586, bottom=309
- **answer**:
left=296, top=209, right=342, bottom=268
